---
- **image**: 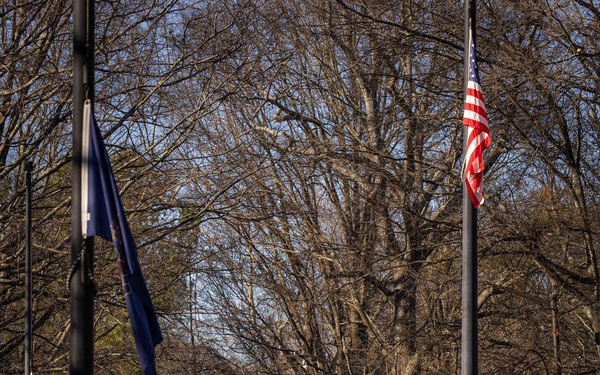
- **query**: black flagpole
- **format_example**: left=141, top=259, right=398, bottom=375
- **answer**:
left=25, top=161, right=33, bottom=375
left=71, top=0, right=95, bottom=373
left=462, top=1, right=478, bottom=375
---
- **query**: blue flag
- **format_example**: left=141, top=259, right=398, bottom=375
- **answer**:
left=81, top=100, right=163, bottom=375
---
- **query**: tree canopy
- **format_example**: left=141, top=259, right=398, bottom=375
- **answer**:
left=1, top=0, right=600, bottom=374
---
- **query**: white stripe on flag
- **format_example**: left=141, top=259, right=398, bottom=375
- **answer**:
left=463, top=109, right=489, bottom=126
left=464, top=95, right=486, bottom=109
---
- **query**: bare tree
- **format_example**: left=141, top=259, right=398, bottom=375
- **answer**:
left=2, top=0, right=600, bottom=374
left=0, top=1, right=250, bottom=373
left=184, top=1, right=469, bottom=374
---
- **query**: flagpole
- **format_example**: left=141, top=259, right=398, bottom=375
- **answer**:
left=71, top=0, right=95, bottom=373
left=462, top=1, right=478, bottom=375
left=24, top=161, right=33, bottom=375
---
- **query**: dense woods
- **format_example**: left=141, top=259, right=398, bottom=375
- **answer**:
left=1, top=0, right=599, bottom=374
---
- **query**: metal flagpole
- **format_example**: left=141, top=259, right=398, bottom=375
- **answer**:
left=462, top=1, right=478, bottom=375
left=25, top=161, right=33, bottom=375
left=71, top=0, right=95, bottom=373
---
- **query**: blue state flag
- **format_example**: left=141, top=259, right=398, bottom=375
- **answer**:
left=81, top=100, right=163, bottom=375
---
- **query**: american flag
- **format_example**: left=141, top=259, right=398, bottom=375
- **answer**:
left=463, top=30, right=491, bottom=208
